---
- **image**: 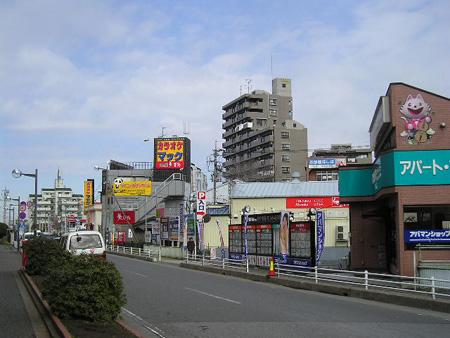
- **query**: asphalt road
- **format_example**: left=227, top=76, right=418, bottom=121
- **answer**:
left=109, top=255, right=450, bottom=338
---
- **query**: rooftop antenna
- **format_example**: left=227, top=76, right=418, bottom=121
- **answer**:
left=245, top=79, right=252, bottom=94
left=183, top=121, right=190, bottom=136
left=240, top=85, right=243, bottom=96
left=160, top=126, right=166, bottom=138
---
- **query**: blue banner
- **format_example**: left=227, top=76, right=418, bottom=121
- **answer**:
left=405, top=229, right=450, bottom=244
left=316, top=211, right=325, bottom=265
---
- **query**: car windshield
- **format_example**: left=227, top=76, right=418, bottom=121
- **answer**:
left=70, top=234, right=102, bottom=250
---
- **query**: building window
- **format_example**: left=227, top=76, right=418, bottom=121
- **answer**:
left=282, top=155, right=290, bottom=162
left=282, top=143, right=290, bottom=150
left=256, top=119, right=266, bottom=127
left=282, top=83, right=286, bottom=88
left=316, top=171, right=338, bottom=181
left=269, top=109, right=277, bottom=116
left=281, top=131, right=290, bottom=139
left=269, top=98, right=277, bottom=106
left=282, top=167, right=291, bottom=174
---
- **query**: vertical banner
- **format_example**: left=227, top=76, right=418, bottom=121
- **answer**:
left=243, top=212, right=249, bottom=258
left=216, top=220, right=225, bottom=259
left=83, top=179, right=94, bottom=212
left=178, top=203, right=184, bottom=243
left=279, top=211, right=290, bottom=257
left=197, top=219, right=203, bottom=251
left=183, top=215, right=188, bottom=251
left=316, top=211, right=325, bottom=266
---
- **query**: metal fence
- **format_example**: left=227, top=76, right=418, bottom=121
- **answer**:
left=186, top=253, right=249, bottom=271
left=107, top=245, right=161, bottom=261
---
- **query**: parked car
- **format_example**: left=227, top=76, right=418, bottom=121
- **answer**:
left=60, top=231, right=106, bottom=259
left=20, top=230, right=42, bottom=248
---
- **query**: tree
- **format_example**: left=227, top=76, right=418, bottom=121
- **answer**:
left=0, top=222, right=8, bottom=239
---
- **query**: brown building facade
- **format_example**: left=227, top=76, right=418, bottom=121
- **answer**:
left=339, top=83, right=450, bottom=276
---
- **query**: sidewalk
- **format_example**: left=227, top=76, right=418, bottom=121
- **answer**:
left=0, top=244, right=50, bottom=338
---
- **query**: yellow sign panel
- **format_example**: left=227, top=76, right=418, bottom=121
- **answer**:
left=84, top=180, right=94, bottom=211
left=155, top=139, right=185, bottom=170
left=112, top=180, right=152, bottom=196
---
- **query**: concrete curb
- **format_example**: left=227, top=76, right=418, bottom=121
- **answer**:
left=179, top=263, right=450, bottom=314
left=19, top=270, right=72, bottom=338
left=19, top=269, right=141, bottom=338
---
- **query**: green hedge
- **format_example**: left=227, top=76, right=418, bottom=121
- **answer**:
left=24, top=237, right=70, bottom=276
left=42, top=255, right=126, bottom=321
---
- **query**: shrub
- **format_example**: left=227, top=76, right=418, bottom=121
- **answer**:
left=43, top=255, right=126, bottom=321
left=0, top=222, right=7, bottom=238
left=24, top=237, right=70, bottom=276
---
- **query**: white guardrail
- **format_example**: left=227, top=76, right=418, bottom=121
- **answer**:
left=107, top=245, right=161, bottom=262
left=107, top=246, right=450, bottom=301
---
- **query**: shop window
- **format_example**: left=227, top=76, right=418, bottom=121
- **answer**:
left=403, top=206, right=450, bottom=230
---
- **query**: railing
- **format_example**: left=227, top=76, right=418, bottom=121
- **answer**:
left=274, top=263, right=450, bottom=300
left=107, top=245, right=161, bottom=261
left=186, top=253, right=249, bottom=272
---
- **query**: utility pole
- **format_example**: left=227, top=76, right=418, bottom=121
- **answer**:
left=207, top=141, right=223, bottom=205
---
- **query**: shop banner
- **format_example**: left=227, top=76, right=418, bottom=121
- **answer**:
left=113, top=210, right=135, bottom=225
left=316, top=211, right=325, bottom=265
left=112, top=180, right=152, bottom=196
left=405, top=229, right=450, bottom=244
left=286, top=197, right=348, bottom=209
left=197, top=219, right=204, bottom=251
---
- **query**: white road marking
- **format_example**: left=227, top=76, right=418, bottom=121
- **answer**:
left=123, top=269, right=147, bottom=278
left=122, top=307, right=166, bottom=338
left=185, top=287, right=241, bottom=304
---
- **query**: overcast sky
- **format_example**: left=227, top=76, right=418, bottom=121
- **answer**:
left=1, top=0, right=449, bottom=208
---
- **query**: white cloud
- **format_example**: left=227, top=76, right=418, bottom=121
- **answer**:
left=1, top=0, right=450, bottom=201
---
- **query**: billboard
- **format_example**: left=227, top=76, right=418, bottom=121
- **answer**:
left=155, top=139, right=185, bottom=170
left=153, top=137, right=191, bottom=183
left=286, top=197, right=349, bottom=209
left=308, top=158, right=346, bottom=168
left=113, top=210, right=135, bottom=225
left=196, top=191, right=206, bottom=220
left=84, top=179, right=94, bottom=211
left=112, top=178, right=152, bottom=196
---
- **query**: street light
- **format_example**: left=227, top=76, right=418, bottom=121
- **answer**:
left=12, top=169, right=38, bottom=233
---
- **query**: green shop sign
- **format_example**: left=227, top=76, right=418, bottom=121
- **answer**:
left=339, top=150, right=450, bottom=197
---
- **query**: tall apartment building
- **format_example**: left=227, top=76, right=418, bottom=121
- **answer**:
left=28, top=170, right=83, bottom=233
left=222, top=78, right=308, bottom=182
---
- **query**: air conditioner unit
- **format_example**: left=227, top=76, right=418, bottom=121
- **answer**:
left=335, top=225, right=348, bottom=241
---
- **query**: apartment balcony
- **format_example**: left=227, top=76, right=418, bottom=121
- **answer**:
left=222, top=129, right=235, bottom=139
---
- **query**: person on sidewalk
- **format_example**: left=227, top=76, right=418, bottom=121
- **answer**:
left=187, top=237, right=195, bottom=256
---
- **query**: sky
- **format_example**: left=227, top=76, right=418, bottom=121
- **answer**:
left=1, top=0, right=450, bottom=213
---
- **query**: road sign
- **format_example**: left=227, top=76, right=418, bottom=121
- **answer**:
left=19, top=212, right=26, bottom=220
left=196, top=191, right=207, bottom=220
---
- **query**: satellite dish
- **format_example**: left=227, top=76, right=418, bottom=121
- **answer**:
left=203, top=214, right=211, bottom=223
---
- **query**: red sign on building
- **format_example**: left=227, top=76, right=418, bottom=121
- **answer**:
left=113, top=210, right=136, bottom=225
left=286, top=197, right=349, bottom=209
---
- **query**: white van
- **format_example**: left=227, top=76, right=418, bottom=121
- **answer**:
left=60, top=231, right=106, bottom=259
